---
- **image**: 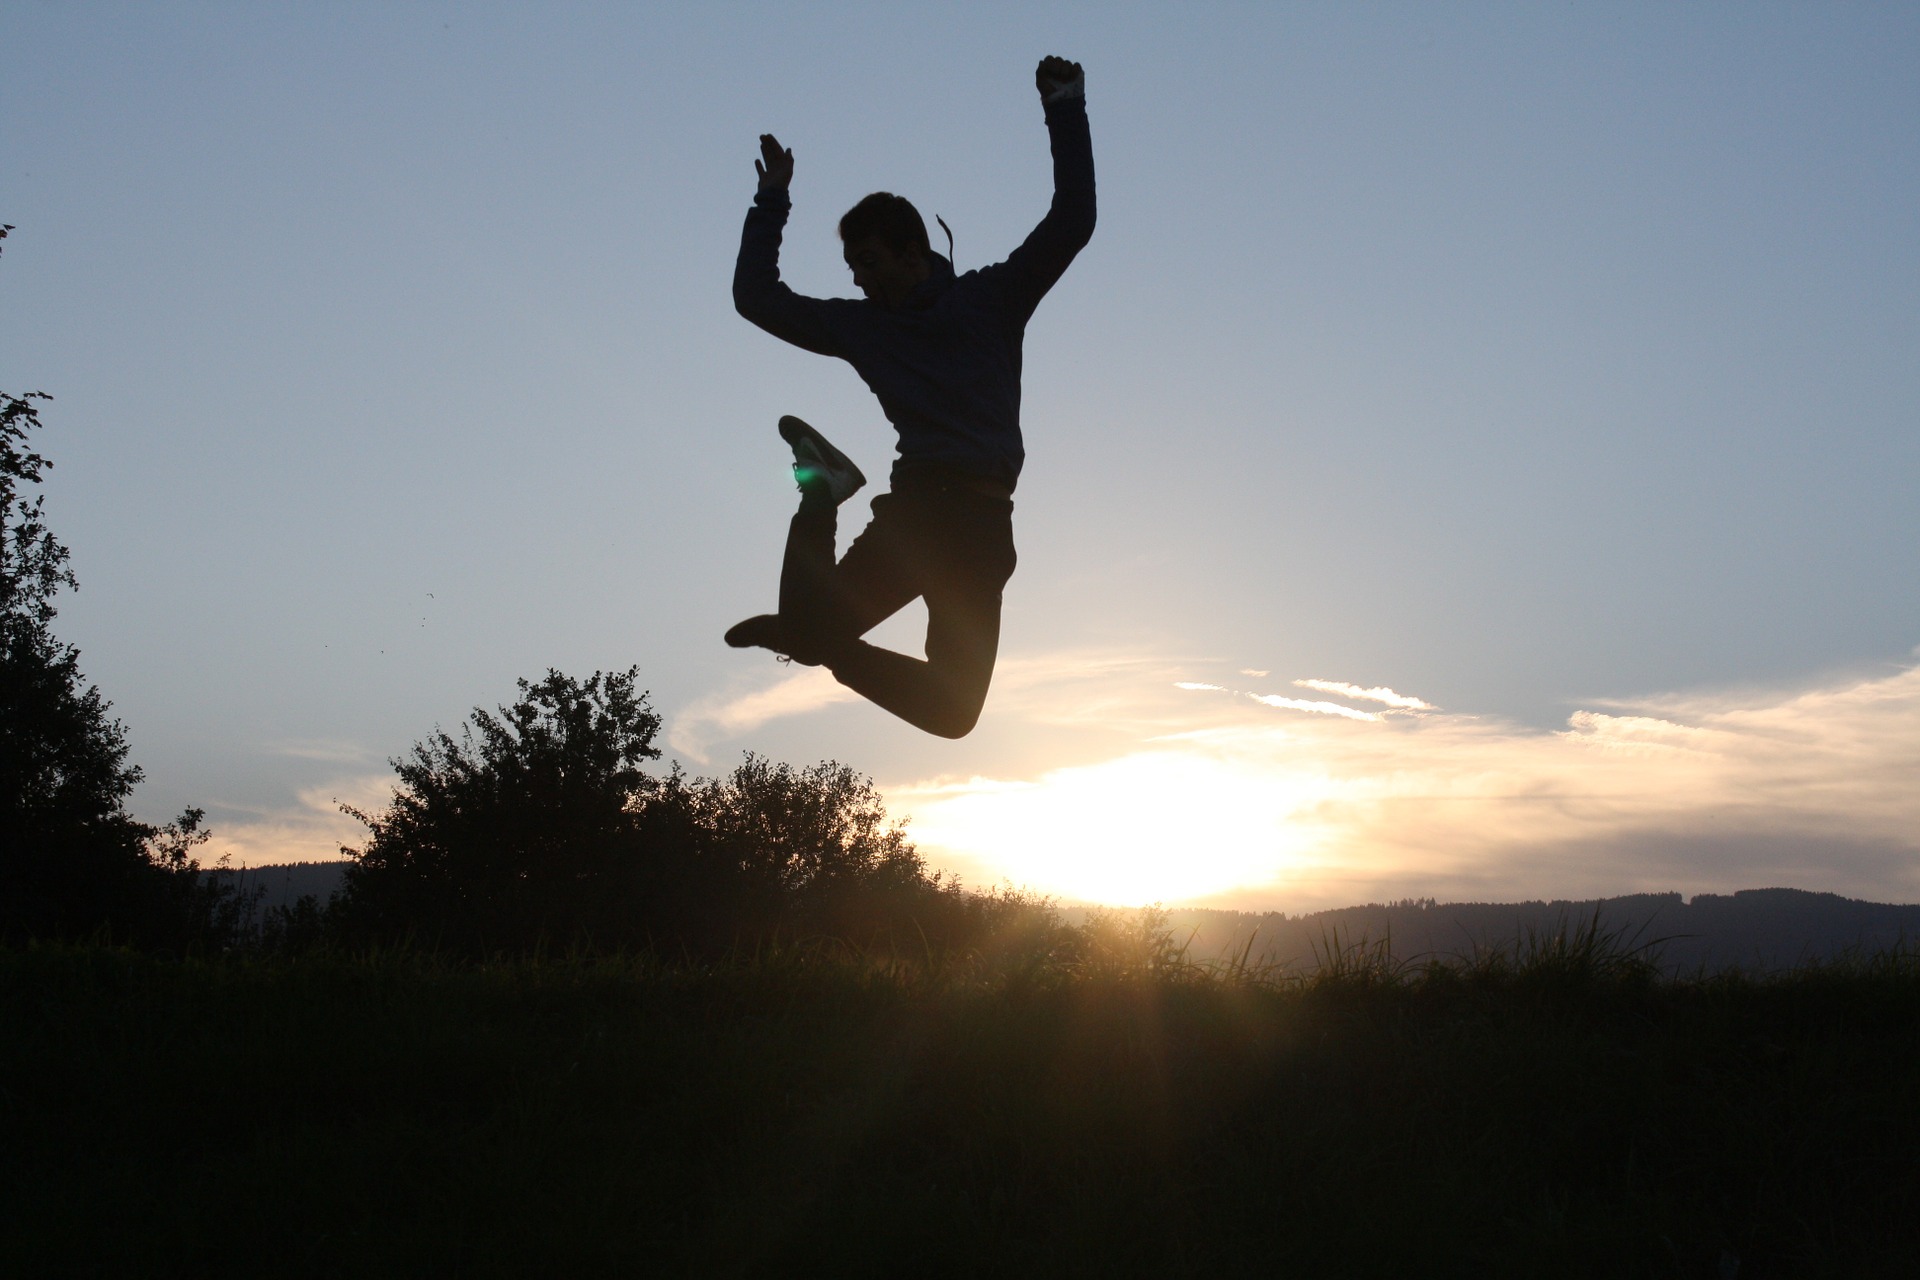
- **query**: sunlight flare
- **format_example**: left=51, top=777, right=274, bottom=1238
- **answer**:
left=898, top=748, right=1344, bottom=905
left=891, top=655, right=1920, bottom=910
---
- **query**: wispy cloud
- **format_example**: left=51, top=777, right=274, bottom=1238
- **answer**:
left=203, top=773, right=395, bottom=868
left=1173, top=675, right=1405, bottom=720
left=1293, top=679, right=1434, bottom=711
left=1249, top=694, right=1379, bottom=721
left=890, top=653, right=1920, bottom=911
left=668, top=667, right=860, bottom=762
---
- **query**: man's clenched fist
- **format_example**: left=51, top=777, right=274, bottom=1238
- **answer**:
left=1035, top=55, right=1085, bottom=103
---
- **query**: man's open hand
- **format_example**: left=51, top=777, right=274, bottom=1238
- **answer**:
left=754, top=134, right=793, bottom=194
left=1035, top=56, right=1084, bottom=103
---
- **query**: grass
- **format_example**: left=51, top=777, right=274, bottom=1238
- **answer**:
left=5, top=921, right=1920, bottom=1278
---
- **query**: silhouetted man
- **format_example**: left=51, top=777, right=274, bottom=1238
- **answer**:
left=726, top=56, right=1095, bottom=739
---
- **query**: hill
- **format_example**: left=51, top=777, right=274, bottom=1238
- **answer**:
left=211, top=861, right=349, bottom=911
left=227, top=864, right=1917, bottom=973
left=1150, top=887, right=1920, bottom=974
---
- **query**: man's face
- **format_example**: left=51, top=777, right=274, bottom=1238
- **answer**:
left=843, top=236, right=929, bottom=310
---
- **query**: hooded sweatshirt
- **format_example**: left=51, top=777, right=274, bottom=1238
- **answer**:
left=732, top=93, right=1095, bottom=493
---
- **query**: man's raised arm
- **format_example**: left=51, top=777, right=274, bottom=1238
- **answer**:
left=1001, top=56, right=1097, bottom=304
left=732, top=133, right=842, bottom=356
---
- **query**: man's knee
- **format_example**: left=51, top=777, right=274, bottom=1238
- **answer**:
left=917, top=645, right=996, bottom=737
left=924, top=701, right=983, bottom=739
left=826, top=651, right=987, bottom=738
left=919, top=681, right=989, bottom=738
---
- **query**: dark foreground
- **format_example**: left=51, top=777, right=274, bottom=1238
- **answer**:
left=5, top=939, right=1918, bottom=1279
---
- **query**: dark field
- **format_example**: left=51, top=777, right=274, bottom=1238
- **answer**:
left=5, top=934, right=1918, bottom=1279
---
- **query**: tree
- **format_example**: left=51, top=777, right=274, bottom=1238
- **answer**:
left=657, top=755, right=935, bottom=945
left=338, top=668, right=665, bottom=949
left=336, top=666, right=955, bottom=954
left=0, top=224, right=234, bottom=945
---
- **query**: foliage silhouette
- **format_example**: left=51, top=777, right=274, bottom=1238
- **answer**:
left=335, top=667, right=966, bottom=955
left=0, top=225, right=241, bottom=946
left=338, top=668, right=663, bottom=950
left=645, top=753, right=939, bottom=949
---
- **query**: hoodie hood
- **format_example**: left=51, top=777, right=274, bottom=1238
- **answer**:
left=903, top=252, right=956, bottom=311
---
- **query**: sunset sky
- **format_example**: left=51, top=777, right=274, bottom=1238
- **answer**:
left=4, top=4, right=1917, bottom=910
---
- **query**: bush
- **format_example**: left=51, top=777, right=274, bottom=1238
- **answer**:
left=336, top=668, right=663, bottom=950
left=334, top=669, right=971, bottom=956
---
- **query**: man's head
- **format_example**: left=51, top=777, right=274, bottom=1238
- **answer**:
left=839, top=192, right=932, bottom=309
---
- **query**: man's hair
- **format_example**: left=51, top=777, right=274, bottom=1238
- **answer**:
left=838, top=192, right=931, bottom=258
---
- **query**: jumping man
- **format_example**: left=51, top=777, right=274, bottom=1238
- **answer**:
left=725, top=55, right=1096, bottom=739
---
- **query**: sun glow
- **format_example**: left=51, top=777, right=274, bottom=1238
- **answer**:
left=883, top=651, right=1920, bottom=912
left=897, top=747, right=1343, bottom=906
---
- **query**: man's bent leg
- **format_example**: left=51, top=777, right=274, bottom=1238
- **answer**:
left=729, top=508, right=842, bottom=663
left=828, top=587, right=1003, bottom=738
left=777, top=496, right=919, bottom=666
left=729, top=416, right=874, bottom=663
left=775, top=505, right=840, bottom=663
left=825, top=493, right=1015, bottom=739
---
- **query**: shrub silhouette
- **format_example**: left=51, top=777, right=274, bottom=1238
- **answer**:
left=648, top=754, right=936, bottom=949
left=336, top=668, right=961, bottom=955
left=338, top=668, right=663, bottom=950
left=0, top=225, right=239, bottom=946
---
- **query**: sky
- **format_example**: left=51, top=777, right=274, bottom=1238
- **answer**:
left=4, top=3, right=1917, bottom=911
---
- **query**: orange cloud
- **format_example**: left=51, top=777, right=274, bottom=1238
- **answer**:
left=888, top=652, right=1920, bottom=911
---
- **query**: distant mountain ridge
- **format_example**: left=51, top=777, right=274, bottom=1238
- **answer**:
left=1150, top=889, right=1920, bottom=975
left=222, top=866, right=1917, bottom=973
left=212, top=862, right=349, bottom=912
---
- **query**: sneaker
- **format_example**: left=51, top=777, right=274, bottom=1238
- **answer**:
left=778, top=415, right=865, bottom=506
left=722, top=613, right=823, bottom=666
left=724, top=613, right=784, bottom=650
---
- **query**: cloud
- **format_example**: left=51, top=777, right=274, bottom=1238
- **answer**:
left=1293, top=679, right=1435, bottom=711
left=203, top=772, right=395, bottom=868
left=264, top=738, right=385, bottom=765
left=1249, top=694, right=1379, bottom=721
left=668, top=667, right=860, bottom=762
left=1174, top=674, right=1405, bottom=720
left=195, top=645, right=1920, bottom=909
left=889, top=655, right=1920, bottom=911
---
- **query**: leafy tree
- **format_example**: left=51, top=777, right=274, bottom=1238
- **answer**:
left=0, top=225, right=236, bottom=945
left=338, top=668, right=665, bottom=949
left=336, top=667, right=958, bottom=954
left=655, top=755, right=935, bottom=946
